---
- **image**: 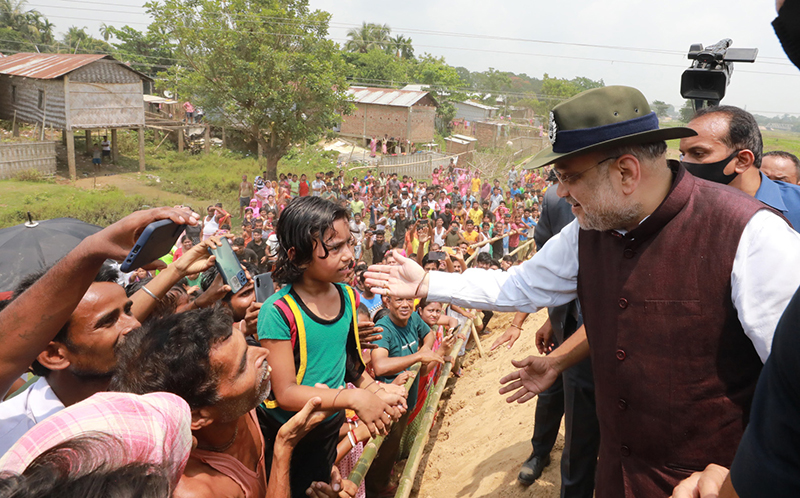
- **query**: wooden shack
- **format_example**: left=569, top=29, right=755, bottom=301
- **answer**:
left=339, top=86, right=438, bottom=145
left=0, top=53, right=152, bottom=180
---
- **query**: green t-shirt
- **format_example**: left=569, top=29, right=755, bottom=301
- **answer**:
left=288, top=179, right=300, bottom=197
left=374, top=312, right=431, bottom=407
left=350, top=200, right=365, bottom=215
left=258, top=282, right=357, bottom=423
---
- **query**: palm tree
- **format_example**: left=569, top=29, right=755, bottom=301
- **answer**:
left=61, top=25, right=89, bottom=52
left=99, top=22, right=111, bottom=42
left=387, top=34, right=413, bottom=59
left=38, top=18, right=54, bottom=44
left=345, top=22, right=391, bottom=53
left=0, top=0, right=29, bottom=31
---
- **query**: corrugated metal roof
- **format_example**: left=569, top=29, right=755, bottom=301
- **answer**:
left=347, top=86, right=434, bottom=108
left=459, top=100, right=498, bottom=111
left=0, top=53, right=151, bottom=81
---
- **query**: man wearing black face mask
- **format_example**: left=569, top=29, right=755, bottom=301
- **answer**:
left=681, top=105, right=800, bottom=229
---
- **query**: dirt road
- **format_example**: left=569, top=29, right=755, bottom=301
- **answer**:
left=413, top=309, right=564, bottom=498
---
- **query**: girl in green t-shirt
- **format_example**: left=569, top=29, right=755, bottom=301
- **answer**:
left=257, top=196, right=408, bottom=497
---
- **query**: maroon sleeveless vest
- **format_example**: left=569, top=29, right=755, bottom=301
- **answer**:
left=577, top=163, right=766, bottom=497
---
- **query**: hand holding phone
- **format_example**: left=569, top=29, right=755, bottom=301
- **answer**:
left=208, top=238, right=247, bottom=294
left=120, top=220, right=185, bottom=272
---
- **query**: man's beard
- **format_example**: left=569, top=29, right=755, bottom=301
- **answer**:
left=68, top=364, right=116, bottom=382
left=568, top=175, right=643, bottom=232
left=215, top=362, right=272, bottom=424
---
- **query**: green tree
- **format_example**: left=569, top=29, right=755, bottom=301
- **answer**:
left=344, top=48, right=410, bottom=86
left=531, top=73, right=605, bottom=116
left=386, top=34, right=413, bottom=59
left=104, top=24, right=175, bottom=78
left=148, top=0, right=351, bottom=180
left=60, top=26, right=112, bottom=53
left=679, top=100, right=695, bottom=123
left=412, top=54, right=466, bottom=134
left=454, top=66, right=472, bottom=88
left=345, top=21, right=391, bottom=53
left=651, top=100, right=670, bottom=118
left=0, top=0, right=53, bottom=51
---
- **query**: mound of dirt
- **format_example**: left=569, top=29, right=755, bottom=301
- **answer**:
left=413, top=309, right=564, bottom=498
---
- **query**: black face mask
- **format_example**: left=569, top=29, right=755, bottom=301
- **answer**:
left=682, top=150, right=741, bottom=185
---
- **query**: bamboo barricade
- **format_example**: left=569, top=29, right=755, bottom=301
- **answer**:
left=508, top=237, right=537, bottom=259
left=347, top=363, right=422, bottom=488
left=394, top=329, right=469, bottom=498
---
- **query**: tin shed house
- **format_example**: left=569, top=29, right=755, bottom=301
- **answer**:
left=0, top=53, right=152, bottom=180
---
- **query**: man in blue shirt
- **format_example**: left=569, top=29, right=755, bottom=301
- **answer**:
left=681, top=105, right=800, bottom=230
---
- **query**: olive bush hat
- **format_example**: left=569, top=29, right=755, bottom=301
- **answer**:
left=530, top=86, right=697, bottom=169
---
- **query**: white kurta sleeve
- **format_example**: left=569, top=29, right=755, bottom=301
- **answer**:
left=428, top=219, right=581, bottom=312
left=732, top=210, right=800, bottom=362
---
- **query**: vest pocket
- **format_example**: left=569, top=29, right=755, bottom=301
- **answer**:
left=644, top=300, right=701, bottom=316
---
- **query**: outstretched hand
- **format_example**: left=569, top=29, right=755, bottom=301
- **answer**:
left=89, top=206, right=200, bottom=262
left=499, top=355, right=560, bottom=404
left=277, top=397, right=327, bottom=448
left=364, top=250, right=427, bottom=298
left=491, top=325, right=521, bottom=351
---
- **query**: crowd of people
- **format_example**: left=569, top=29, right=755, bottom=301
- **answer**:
left=0, top=147, right=555, bottom=498
left=1, top=4, right=800, bottom=498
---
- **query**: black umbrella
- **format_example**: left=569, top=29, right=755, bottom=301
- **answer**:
left=0, top=214, right=102, bottom=294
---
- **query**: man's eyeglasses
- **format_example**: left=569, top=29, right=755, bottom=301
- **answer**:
left=553, top=156, right=619, bottom=185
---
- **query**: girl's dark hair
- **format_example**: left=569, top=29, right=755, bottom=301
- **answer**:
left=272, top=197, right=349, bottom=284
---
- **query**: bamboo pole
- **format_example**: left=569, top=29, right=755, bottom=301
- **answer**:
left=394, top=331, right=468, bottom=498
left=508, top=237, right=536, bottom=259
left=469, top=319, right=485, bottom=358
left=347, top=363, right=421, bottom=488
left=153, top=130, right=173, bottom=152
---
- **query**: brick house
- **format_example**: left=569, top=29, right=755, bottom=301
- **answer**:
left=339, top=86, right=438, bottom=145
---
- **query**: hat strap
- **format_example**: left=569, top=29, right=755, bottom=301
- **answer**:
left=553, top=112, right=659, bottom=153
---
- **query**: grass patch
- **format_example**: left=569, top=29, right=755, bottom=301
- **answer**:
left=144, top=144, right=339, bottom=203
left=0, top=180, right=153, bottom=229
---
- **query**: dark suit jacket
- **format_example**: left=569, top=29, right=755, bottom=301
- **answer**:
left=533, top=187, right=580, bottom=343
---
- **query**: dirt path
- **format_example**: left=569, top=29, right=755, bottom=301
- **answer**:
left=413, top=309, right=564, bottom=498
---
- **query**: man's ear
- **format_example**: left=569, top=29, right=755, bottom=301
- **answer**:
left=36, top=342, right=70, bottom=371
left=616, top=155, right=642, bottom=195
left=191, top=407, right=216, bottom=431
left=733, top=149, right=756, bottom=174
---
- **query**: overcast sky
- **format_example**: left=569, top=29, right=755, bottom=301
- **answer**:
left=27, top=0, right=800, bottom=115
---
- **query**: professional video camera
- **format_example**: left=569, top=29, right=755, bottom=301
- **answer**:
left=680, top=39, right=758, bottom=110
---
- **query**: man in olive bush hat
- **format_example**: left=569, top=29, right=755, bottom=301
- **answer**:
left=365, top=86, right=800, bottom=497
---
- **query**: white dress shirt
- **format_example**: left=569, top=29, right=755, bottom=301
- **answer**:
left=0, top=377, right=65, bottom=457
left=429, top=210, right=800, bottom=362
